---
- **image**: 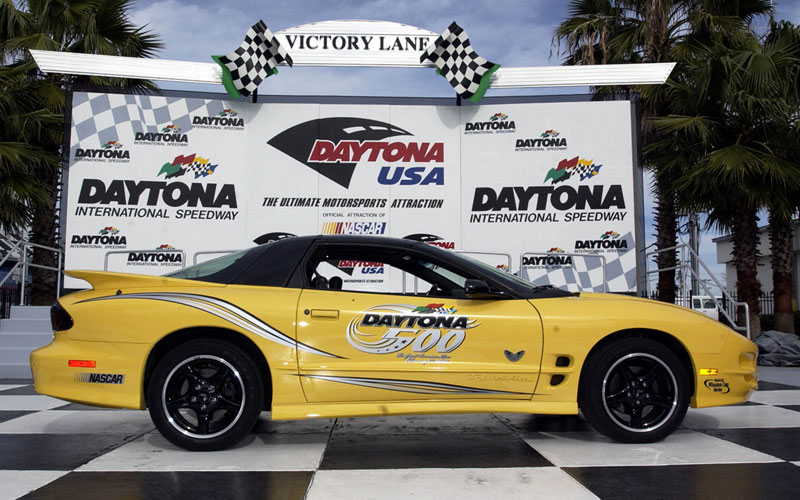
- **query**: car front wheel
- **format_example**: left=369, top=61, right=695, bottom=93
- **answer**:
left=147, top=339, right=264, bottom=451
left=579, top=338, right=689, bottom=443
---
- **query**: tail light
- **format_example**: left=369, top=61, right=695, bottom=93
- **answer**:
left=51, top=302, right=74, bottom=331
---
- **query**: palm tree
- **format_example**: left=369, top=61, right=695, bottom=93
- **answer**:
left=1, top=0, right=161, bottom=304
left=763, top=20, right=800, bottom=333
left=0, top=65, right=59, bottom=232
left=553, top=0, right=772, bottom=305
left=653, top=19, right=800, bottom=335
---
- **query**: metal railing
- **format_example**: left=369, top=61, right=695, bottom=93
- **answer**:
left=645, top=242, right=750, bottom=339
left=0, top=236, right=63, bottom=305
left=519, top=251, right=608, bottom=293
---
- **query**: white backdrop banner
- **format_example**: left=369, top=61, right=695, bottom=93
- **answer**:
left=64, top=92, right=639, bottom=292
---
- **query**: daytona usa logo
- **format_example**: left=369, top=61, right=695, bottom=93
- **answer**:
left=267, top=117, right=444, bottom=188
left=347, top=304, right=479, bottom=355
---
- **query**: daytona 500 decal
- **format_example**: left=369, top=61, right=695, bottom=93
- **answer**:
left=347, top=304, right=479, bottom=356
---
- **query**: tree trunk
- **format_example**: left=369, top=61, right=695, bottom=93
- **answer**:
left=769, top=209, right=795, bottom=333
left=28, top=167, right=60, bottom=306
left=731, top=205, right=762, bottom=336
left=654, top=174, right=677, bottom=303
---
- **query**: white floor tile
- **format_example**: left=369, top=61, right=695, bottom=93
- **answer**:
left=0, top=470, right=68, bottom=500
left=0, top=410, right=154, bottom=434
left=0, top=395, right=67, bottom=411
left=683, top=405, right=800, bottom=429
left=522, top=429, right=781, bottom=467
left=749, top=390, right=800, bottom=406
left=306, top=467, right=598, bottom=500
left=78, top=432, right=329, bottom=471
left=0, top=385, right=23, bottom=393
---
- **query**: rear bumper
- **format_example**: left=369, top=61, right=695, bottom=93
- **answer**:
left=691, top=332, right=758, bottom=408
left=30, top=332, right=149, bottom=410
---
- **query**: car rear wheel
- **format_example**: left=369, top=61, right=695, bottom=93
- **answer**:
left=147, top=339, right=264, bottom=451
left=579, top=338, right=689, bottom=443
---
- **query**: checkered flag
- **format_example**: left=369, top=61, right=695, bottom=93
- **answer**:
left=212, top=20, right=293, bottom=98
left=420, top=22, right=500, bottom=103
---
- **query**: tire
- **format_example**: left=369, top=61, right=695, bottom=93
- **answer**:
left=579, top=338, right=689, bottom=443
left=147, top=339, right=264, bottom=451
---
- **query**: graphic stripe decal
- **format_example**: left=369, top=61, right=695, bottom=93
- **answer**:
left=300, top=374, right=528, bottom=395
left=79, top=292, right=343, bottom=358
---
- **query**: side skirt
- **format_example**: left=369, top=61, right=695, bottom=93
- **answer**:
left=270, top=400, right=578, bottom=420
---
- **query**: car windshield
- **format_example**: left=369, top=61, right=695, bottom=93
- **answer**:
left=165, top=250, right=248, bottom=280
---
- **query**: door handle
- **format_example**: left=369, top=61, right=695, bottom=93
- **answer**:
left=310, top=309, right=339, bottom=320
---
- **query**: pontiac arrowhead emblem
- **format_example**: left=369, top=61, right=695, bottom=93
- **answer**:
left=504, top=350, right=525, bottom=362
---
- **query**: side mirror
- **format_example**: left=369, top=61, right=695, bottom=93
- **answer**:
left=464, top=279, right=492, bottom=295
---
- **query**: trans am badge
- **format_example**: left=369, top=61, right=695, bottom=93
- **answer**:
left=347, top=304, right=479, bottom=355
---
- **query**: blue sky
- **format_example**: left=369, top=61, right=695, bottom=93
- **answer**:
left=128, top=0, right=800, bottom=292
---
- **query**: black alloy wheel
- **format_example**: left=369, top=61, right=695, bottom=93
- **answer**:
left=148, top=339, right=264, bottom=451
left=580, top=338, right=689, bottom=443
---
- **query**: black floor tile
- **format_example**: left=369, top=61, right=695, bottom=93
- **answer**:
left=0, top=434, right=133, bottom=470
left=0, top=384, right=39, bottom=395
left=757, top=380, right=800, bottom=391
left=0, top=410, right=34, bottom=423
left=496, top=414, right=595, bottom=432
left=319, top=432, right=552, bottom=470
left=253, top=415, right=334, bottom=434
left=565, top=463, right=800, bottom=500
left=22, top=471, right=314, bottom=500
left=702, top=427, right=800, bottom=461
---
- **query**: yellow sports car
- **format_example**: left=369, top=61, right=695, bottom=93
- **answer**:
left=31, top=235, right=758, bottom=450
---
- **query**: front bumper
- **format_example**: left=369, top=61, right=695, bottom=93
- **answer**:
left=690, top=332, right=758, bottom=408
left=30, top=331, right=150, bottom=410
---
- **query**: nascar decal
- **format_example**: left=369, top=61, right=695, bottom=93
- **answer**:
left=267, top=117, right=443, bottom=188
left=75, top=372, right=125, bottom=384
left=347, top=304, right=479, bottom=356
left=300, top=375, right=525, bottom=395
left=80, top=293, right=343, bottom=358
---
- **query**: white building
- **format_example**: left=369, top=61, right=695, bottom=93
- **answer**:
left=713, top=220, right=800, bottom=311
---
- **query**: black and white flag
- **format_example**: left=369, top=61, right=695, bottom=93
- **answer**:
left=420, top=22, right=500, bottom=103
left=212, top=20, right=293, bottom=98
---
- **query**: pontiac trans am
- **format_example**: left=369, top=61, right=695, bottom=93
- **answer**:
left=31, top=235, right=758, bottom=450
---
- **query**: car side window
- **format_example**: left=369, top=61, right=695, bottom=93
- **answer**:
left=305, top=246, right=473, bottom=298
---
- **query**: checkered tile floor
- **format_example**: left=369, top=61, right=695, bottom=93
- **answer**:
left=1, top=368, right=799, bottom=500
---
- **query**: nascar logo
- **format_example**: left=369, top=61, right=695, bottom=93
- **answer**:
left=321, top=222, right=387, bottom=235
left=74, top=373, right=125, bottom=384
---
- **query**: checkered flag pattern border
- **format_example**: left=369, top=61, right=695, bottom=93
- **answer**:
left=420, top=22, right=500, bottom=103
left=213, top=20, right=293, bottom=98
left=522, top=232, right=637, bottom=292
left=69, top=92, right=224, bottom=157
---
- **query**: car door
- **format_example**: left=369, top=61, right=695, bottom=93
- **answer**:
left=294, top=243, right=543, bottom=403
